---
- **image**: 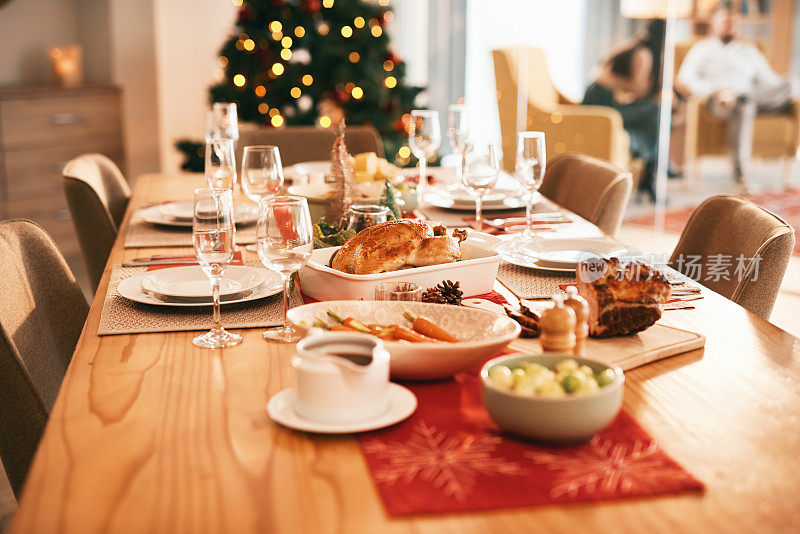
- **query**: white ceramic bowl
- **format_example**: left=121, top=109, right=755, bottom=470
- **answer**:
left=287, top=301, right=521, bottom=380
left=298, top=238, right=500, bottom=301
left=480, top=354, right=624, bottom=443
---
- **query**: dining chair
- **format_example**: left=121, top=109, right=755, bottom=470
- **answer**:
left=62, top=153, right=131, bottom=292
left=669, top=195, right=795, bottom=319
left=0, top=220, right=89, bottom=498
left=236, top=124, right=384, bottom=166
left=539, top=153, right=633, bottom=236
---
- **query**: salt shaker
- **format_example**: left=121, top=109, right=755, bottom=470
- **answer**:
left=564, top=286, right=589, bottom=356
left=539, top=294, right=576, bottom=353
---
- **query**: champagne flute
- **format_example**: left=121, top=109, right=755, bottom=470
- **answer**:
left=448, top=104, right=469, bottom=185
left=515, top=131, right=546, bottom=238
left=205, top=102, right=239, bottom=143
left=192, top=188, right=243, bottom=349
left=408, top=109, right=441, bottom=206
left=257, top=195, right=313, bottom=343
left=462, top=144, right=500, bottom=229
left=206, top=138, right=237, bottom=189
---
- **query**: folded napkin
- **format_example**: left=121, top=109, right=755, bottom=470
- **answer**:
left=359, top=371, right=703, bottom=515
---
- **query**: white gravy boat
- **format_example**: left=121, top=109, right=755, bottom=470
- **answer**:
left=293, top=333, right=390, bottom=423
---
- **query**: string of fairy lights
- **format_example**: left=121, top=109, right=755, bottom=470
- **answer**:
left=218, top=0, right=400, bottom=136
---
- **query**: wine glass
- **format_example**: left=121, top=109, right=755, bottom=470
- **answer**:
left=192, top=187, right=243, bottom=349
left=448, top=104, right=469, bottom=185
left=242, top=145, right=284, bottom=251
left=205, top=102, right=239, bottom=143
left=241, top=145, right=284, bottom=202
left=515, top=131, right=546, bottom=238
left=462, top=144, right=500, bottom=229
left=408, top=109, right=441, bottom=206
left=206, top=138, right=237, bottom=189
left=257, top=195, right=314, bottom=342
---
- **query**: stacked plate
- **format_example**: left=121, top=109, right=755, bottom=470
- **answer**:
left=425, top=186, right=534, bottom=211
left=497, top=238, right=644, bottom=273
left=138, top=201, right=259, bottom=228
left=117, top=266, right=283, bottom=307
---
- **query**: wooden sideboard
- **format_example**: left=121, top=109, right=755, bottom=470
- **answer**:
left=0, top=85, right=125, bottom=290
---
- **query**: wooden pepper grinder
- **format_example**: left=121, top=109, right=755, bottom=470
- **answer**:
left=539, top=294, right=576, bottom=353
left=564, top=286, right=589, bottom=356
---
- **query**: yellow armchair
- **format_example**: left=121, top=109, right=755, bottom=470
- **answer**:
left=492, top=46, right=631, bottom=173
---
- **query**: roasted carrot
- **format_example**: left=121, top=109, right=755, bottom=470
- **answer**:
left=391, top=325, right=441, bottom=343
left=330, top=324, right=359, bottom=332
left=402, top=311, right=460, bottom=342
left=343, top=317, right=372, bottom=333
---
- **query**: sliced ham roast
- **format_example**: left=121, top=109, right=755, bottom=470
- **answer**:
left=576, top=258, right=671, bottom=338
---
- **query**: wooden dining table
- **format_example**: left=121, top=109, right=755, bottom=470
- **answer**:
left=9, top=173, right=800, bottom=533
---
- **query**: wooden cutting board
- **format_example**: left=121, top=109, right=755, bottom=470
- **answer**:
left=508, top=323, right=705, bottom=371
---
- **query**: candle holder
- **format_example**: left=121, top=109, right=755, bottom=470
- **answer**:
left=49, top=45, right=84, bottom=87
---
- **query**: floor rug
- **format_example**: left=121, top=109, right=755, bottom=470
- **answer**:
left=626, top=187, right=800, bottom=255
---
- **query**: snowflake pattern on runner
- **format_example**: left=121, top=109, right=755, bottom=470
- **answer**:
left=361, top=420, right=527, bottom=502
left=525, top=435, right=694, bottom=498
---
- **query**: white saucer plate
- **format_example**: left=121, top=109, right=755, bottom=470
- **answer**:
left=267, top=384, right=417, bottom=434
left=141, top=265, right=266, bottom=300
left=139, top=202, right=259, bottom=228
left=118, top=268, right=282, bottom=307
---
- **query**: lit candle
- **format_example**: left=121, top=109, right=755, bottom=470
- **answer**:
left=49, top=45, right=84, bottom=87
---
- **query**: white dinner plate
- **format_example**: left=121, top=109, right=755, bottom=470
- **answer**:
left=498, top=238, right=644, bottom=273
left=267, top=384, right=417, bottom=434
left=519, top=238, right=629, bottom=268
left=285, top=160, right=330, bottom=184
left=139, top=202, right=259, bottom=228
left=117, top=269, right=282, bottom=307
left=424, top=187, right=536, bottom=211
left=141, top=265, right=266, bottom=300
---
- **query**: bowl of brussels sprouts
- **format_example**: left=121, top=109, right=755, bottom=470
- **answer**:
left=480, top=354, right=624, bottom=443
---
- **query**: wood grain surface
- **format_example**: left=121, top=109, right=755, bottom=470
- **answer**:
left=9, top=174, right=800, bottom=533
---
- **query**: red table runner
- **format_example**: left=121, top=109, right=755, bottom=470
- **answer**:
left=358, top=372, right=703, bottom=515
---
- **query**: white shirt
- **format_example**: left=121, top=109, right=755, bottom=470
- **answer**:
left=677, top=37, right=781, bottom=97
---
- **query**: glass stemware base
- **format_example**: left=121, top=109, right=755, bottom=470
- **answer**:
left=193, top=328, right=243, bottom=349
left=262, top=325, right=301, bottom=343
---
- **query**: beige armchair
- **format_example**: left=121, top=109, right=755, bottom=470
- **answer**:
left=675, top=40, right=800, bottom=183
left=492, top=46, right=631, bottom=173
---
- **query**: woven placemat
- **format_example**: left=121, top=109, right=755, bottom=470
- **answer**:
left=124, top=215, right=257, bottom=248
left=496, top=262, right=576, bottom=300
left=98, top=261, right=302, bottom=336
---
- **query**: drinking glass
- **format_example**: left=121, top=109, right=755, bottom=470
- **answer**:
left=346, top=204, right=390, bottom=233
left=241, top=145, right=284, bottom=202
left=205, top=102, right=239, bottom=143
left=374, top=282, right=423, bottom=301
left=408, top=109, right=441, bottom=206
left=257, top=195, right=314, bottom=342
left=515, top=131, right=546, bottom=238
left=192, top=187, right=243, bottom=349
left=206, top=138, right=237, bottom=189
left=461, top=144, right=500, bottom=229
left=448, top=104, right=469, bottom=183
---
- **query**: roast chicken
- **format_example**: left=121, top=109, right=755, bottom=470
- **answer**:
left=576, top=258, right=671, bottom=337
left=330, top=220, right=463, bottom=274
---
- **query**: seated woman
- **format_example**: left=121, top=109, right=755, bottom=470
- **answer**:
left=583, top=20, right=664, bottom=202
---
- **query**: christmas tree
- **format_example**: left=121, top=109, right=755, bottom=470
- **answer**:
left=179, top=0, right=423, bottom=171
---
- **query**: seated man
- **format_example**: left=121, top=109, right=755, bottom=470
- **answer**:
left=677, top=2, right=794, bottom=192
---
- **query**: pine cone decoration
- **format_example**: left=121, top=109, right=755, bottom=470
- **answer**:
left=421, top=280, right=463, bottom=306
